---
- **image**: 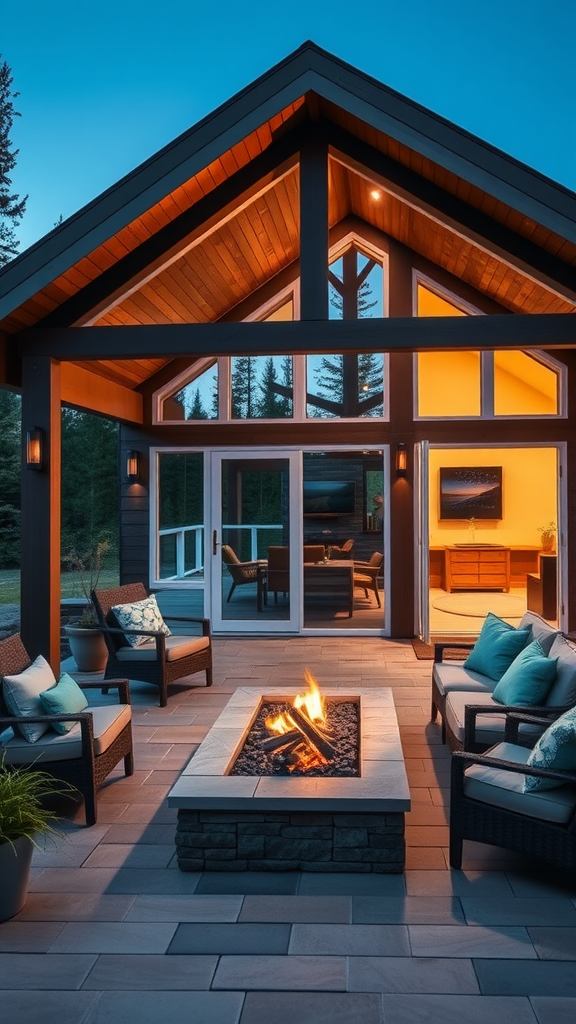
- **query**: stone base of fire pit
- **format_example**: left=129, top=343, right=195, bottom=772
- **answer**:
left=168, top=687, right=410, bottom=873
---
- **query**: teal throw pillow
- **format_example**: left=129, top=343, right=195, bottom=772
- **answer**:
left=523, top=707, right=576, bottom=792
left=464, top=613, right=531, bottom=681
left=39, top=673, right=89, bottom=734
left=492, top=640, right=557, bottom=706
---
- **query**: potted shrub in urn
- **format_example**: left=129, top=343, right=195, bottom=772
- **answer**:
left=63, top=540, right=110, bottom=672
left=0, top=759, right=74, bottom=921
left=538, top=521, right=557, bottom=553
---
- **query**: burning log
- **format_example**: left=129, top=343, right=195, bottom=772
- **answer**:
left=288, top=706, right=337, bottom=761
left=260, top=729, right=301, bottom=752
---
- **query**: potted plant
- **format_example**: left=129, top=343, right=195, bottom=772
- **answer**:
left=63, top=539, right=110, bottom=672
left=538, top=521, right=557, bottom=552
left=0, top=759, right=74, bottom=921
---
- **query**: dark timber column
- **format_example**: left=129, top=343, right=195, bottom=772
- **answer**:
left=388, top=241, right=416, bottom=638
left=20, top=356, right=62, bottom=670
left=299, top=135, right=328, bottom=320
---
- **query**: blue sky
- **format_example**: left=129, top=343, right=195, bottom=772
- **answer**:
left=3, top=0, right=575, bottom=254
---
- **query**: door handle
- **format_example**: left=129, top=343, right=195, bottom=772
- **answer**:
left=213, top=530, right=218, bottom=556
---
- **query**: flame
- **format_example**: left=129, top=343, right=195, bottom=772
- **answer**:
left=294, top=669, right=326, bottom=724
left=266, top=713, right=292, bottom=735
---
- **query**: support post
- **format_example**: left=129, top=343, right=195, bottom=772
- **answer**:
left=299, top=135, right=329, bottom=320
left=20, top=356, right=62, bottom=672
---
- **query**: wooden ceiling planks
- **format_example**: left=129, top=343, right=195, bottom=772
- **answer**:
left=318, top=97, right=576, bottom=268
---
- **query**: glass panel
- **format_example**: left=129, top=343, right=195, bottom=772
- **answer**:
left=494, top=351, right=558, bottom=415
left=231, top=356, right=293, bottom=419
left=263, top=298, right=293, bottom=321
left=160, top=362, right=218, bottom=421
left=418, top=351, right=481, bottom=416
left=221, top=459, right=289, bottom=621
left=416, top=283, right=480, bottom=417
left=158, top=453, right=204, bottom=580
left=302, top=451, right=384, bottom=629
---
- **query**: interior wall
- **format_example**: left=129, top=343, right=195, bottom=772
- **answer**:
left=428, top=447, right=558, bottom=549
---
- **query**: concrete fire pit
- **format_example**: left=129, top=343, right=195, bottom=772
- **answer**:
left=168, top=687, right=410, bottom=872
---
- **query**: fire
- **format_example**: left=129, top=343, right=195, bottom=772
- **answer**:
left=263, top=671, right=335, bottom=772
left=294, top=669, right=326, bottom=724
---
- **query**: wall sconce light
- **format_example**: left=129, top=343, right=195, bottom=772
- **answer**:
left=396, top=442, right=407, bottom=478
left=26, top=427, right=44, bottom=470
left=126, top=450, right=141, bottom=481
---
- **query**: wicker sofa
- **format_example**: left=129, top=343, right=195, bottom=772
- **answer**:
left=431, top=611, right=576, bottom=751
left=450, top=709, right=576, bottom=872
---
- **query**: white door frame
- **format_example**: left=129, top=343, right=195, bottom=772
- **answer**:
left=210, top=449, right=301, bottom=633
left=415, top=441, right=567, bottom=637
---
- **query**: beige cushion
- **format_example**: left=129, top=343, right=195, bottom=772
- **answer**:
left=115, top=635, right=210, bottom=663
left=433, top=662, right=496, bottom=698
left=464, top=741, right=576, bottom=824
left=1, top=704, right=131, bottom=764
left=2, top=655, right=57, bottom=742
left=445, top=691, right=543, bottom=747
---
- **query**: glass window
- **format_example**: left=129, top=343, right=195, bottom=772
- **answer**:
left=494, top=351, right=558, bottom=415
left=158, top=453, right=204, bottom=581
left=307, top=245, right=384, bottom=419
left=159, top=361, right=218, bottom=421
left=230, top=356, right=293, bottom=419
left=418, top=351, right=481, bottom=417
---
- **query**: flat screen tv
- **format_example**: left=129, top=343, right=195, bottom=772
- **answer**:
left=439, top=466, right=503, bottom=520
left=303, top=480, right=356, bottom=516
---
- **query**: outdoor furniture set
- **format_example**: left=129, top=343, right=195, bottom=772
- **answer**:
left=431, top=610, right=576, bottom=870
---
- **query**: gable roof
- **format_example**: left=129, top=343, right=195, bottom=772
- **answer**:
left=2, top=41, right=575, bottom=322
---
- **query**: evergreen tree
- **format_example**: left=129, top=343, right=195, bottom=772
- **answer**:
left=61, top=409, right=119, bottom=558
left=188, top=387, right=209, bottom=419
left=231, top=356, right=257, bottom=418
left=0, top=390, right=21, bottom=567
left=257, top=357, right=283, bottom=418
left=0, top=56, right=27, bottom=265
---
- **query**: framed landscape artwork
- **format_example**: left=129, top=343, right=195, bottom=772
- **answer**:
left=439, top=467, right=503, bottom=520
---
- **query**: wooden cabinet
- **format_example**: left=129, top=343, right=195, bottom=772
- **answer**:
left=444, top=545, right=510, bottom=593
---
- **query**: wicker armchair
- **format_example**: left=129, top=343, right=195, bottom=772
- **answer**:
left=353, top=552, right=383, bottom=607
left=92, top=583, right=212, bottom=708
left=0, top=633, right=133, bottom=826
left=329, top=539, right=355, bottom=559
left=450, top=711, right=576, bottom=872
left=221, top=545, right=260, bottom=602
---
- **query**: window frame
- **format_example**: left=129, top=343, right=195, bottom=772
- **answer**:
left=413, top=272, right=566, bottom=421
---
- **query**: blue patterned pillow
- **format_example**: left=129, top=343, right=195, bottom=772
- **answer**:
left=112, top=595, right=171, bottom=648
left=523, top=707, right=576, bottom=792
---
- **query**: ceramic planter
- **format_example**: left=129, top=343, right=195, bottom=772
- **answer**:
left=65, top=626, right=108, bottom=672
left=0, top=835, right=34, bottom=921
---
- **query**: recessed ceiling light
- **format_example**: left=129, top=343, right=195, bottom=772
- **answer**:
left=370, top=190, right=381, bottom=200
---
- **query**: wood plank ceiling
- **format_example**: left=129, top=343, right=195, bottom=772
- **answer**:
left=4, top=97, right=575, bottom=393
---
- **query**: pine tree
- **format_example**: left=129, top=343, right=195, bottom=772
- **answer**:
left=257, top=357, right=283, bottom=418
left=188, top=387, right=209, bottom=419
left=61, top=409, right=119, bottom=558
left=0, top=56, right=27, bottom=265
left=231, top=356, right=257, bottom=418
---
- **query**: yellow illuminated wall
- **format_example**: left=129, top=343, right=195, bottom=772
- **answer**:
left=428, top=447, right=558, bottom=548
left=417, top=285, right=481, bottom=416
left=494, top=351, right=557, bottom=415
left=264, top=298, right=293, bottom=321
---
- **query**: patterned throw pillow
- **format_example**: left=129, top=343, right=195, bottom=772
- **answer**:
left=523, top=707, right=576, bottom=792
left=112, top=595, right=171, bottom=648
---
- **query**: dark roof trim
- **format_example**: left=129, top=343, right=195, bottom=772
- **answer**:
left=2, top=41, right=575, bottom=320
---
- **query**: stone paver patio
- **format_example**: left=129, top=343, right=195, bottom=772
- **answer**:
left=2, top=636, right=575, bottom=1023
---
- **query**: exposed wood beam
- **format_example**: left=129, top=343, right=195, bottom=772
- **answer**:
left=299, top=133, right=329, bottom=319
left=326, top=124, right=576, bottom=303
left=20, top=314, right=576, bottom=361
left=60, top=363, right=143, bottom=422
left=38, top=133, right=302, bottom=329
